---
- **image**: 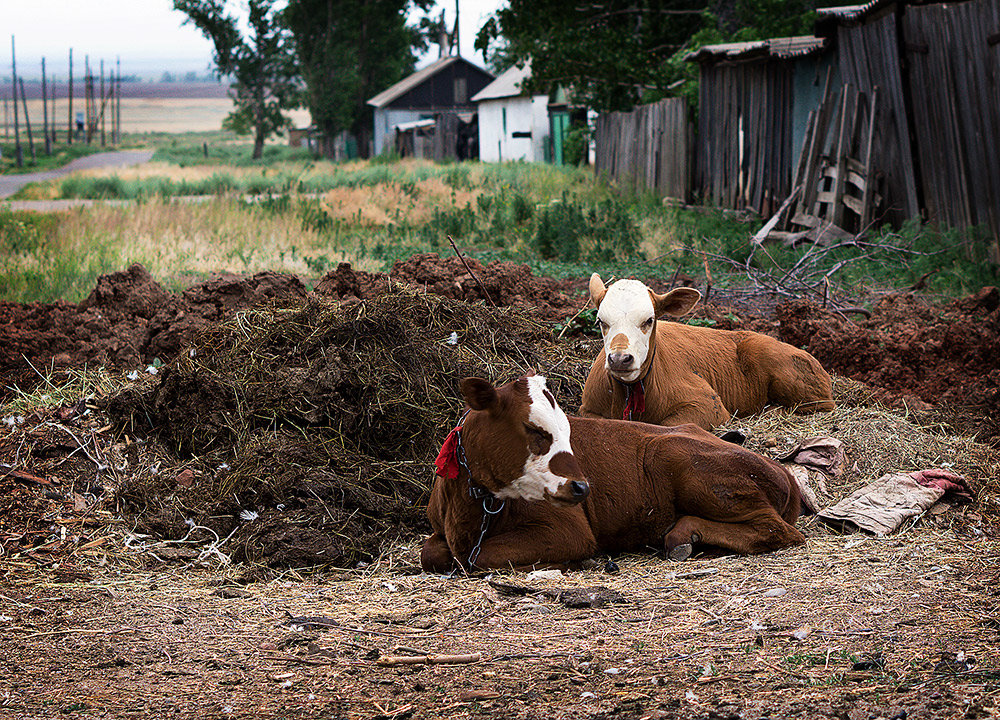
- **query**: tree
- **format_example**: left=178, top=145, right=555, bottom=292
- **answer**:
left=174, top=0, right=300, bottom=159
left=284, top=0, right=432, bottom=158
left=476, top=0, right=818, bottom=113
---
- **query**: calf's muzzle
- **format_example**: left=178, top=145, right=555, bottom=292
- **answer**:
left=545, top=451, right=590, bottom=505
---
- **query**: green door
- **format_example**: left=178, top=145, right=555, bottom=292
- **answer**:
left=550, top=110, right=571, bottom=165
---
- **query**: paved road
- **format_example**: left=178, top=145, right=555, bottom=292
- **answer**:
left=0, top=149, right=155, bottom=199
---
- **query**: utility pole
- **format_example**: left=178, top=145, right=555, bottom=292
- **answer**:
left=100, top=58, right=106, bottom=146
left=68, top=48, right=73, bottom=144
left=116, top=57, right=122, bottom=144
left=12, top=35, right=23, bottom=167
left=85, top=54, right=92, bottom=144
left=42, top=57, right=51, bottom=155
left=50, top=75, right=57, bottom=146
left=19, top=78, right=35, bottom=162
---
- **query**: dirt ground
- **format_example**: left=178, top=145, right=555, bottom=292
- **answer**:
left=2, top=532, right=998, bottom=720
left=2, top=255, right=1000, bottom=719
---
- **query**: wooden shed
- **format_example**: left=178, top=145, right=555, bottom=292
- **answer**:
left=686, top=0, right=999, bottom=254
left=688, top=36, right=831, bottom=217
left=367, top=56, right=494, bottom=157
left=817, top=0, right=1000, bottom=254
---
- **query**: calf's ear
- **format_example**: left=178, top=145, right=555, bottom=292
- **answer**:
left=652, top=287, right=701, bottom=317
left=589, top=273, right=607, bottom=308
left=461, top=377, right=499, bottom=412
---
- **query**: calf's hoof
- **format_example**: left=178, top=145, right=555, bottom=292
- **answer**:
left=719, top=428, right=748, bottom=445
left=668, top=543, right=693, bottom=561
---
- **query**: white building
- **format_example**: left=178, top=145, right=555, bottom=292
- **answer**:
left=471, top=63, right=550, bottom=163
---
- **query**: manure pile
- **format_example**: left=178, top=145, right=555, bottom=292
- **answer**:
left=107, top=290, right=596, bottom=569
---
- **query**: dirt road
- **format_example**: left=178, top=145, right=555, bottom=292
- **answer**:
left=0, top=149, right=155, bottom=199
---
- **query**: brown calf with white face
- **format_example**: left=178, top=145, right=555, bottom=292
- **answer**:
left=421, top=374, right=805, bottom=572
left=580, top=274, right=835, bottom=429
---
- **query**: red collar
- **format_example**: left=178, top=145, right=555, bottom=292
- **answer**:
left=614, top=341, right=655, bottom=420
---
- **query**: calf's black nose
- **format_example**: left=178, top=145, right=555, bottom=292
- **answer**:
left=570, top=480, right=590, bottom=499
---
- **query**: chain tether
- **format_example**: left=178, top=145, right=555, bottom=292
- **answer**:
left=451, top=411, right=506, bottom=569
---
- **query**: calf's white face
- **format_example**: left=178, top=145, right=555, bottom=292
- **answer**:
left=589, top=274, right=702, bottom=383
left=496, top=374, right=578, bottom=503
left=460, top=374, right=589, bottom=505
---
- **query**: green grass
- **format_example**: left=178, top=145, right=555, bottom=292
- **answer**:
left=1, top=157, right=996, bottom=304
left=151, top=136, right=314, bottom=166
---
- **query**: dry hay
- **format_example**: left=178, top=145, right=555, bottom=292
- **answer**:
left=724, top=377, right=998, bottom=519
left=321, top=178, right=480, bottom=226
left=99, top=288, right=997, bottom=572
left=105, top=289, right=595, bottom=569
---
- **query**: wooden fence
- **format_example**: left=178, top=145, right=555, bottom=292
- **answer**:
left=594, top=98, right=691, bottom=201
left=695, top=59, right=797, bottom=217
left=835, top=13, right=920, bottom=225
left=904, top=0, right=1000, bottom=253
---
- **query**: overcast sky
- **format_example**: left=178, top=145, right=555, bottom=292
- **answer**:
left=6, top=0, right=502, bottom=80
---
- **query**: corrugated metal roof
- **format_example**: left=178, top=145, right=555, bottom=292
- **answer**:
left=367, top=57, right=459, bottom=108
left=471, top=62, right=532, bottom=103
left=686, top=36, right=826, bottom=63
left=816, top=0, right=893, bottom=22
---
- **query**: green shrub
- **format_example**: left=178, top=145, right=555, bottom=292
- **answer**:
left=0, top=210, right=59, bottom=254
left=563, top=124, right=590, bottom=166
left=532, top=194, right=641, bottom=263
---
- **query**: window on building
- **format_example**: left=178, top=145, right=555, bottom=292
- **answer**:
left=454, top=77, right=467, bottom=104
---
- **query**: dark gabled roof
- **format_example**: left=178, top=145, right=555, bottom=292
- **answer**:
left=367, top=56, right=493, bottom=108
left=686, top=36, right=827, bottom=63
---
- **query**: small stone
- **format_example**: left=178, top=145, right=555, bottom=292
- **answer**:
left=791, top=626, right=811, bottom=640
left=762, top=588, right=787, bottom=598
left=527, top=569, right=562, bottom=582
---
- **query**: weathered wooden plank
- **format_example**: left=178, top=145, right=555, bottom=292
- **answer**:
left=842, top=194, right=864, bottom=214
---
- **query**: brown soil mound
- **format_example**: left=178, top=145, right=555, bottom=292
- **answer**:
left=3, top=257, right=1000, bottom=444
left=104, top=289, right=595, bottom=568
left=770, top=289, right=1000, bottom=439
left=314, top=252, right=583, bottom=319
left=0, top=264, right=308, bottom=403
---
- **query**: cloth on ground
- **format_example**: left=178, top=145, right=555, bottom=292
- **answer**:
left=817, top=469, right=973, bottom=536
left=778, top=436, right=844, bottom=514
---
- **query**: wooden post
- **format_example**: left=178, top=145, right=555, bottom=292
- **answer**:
left=12, top=35, right=23, bottom=167
left=85, top=55, right=93, bottom=144
left=68, top=48, right=73, bottom=144
left=115, top=57, right=122, bottom=144
left=19, top=78, right=35, bottom=162
left=859, top=88, right=879, bottom=230
left=50, top=75, right=57, bottom=146
left=831, top=85, right=853, bottom=228
left=42, top=57, right=51, bottom=155
left=100, top=59, right=106, bottom=147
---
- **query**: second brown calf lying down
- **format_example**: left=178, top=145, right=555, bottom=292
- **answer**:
left=581, top=274, right=835, bottom=429
left=421, top=374, right=805, bottom=572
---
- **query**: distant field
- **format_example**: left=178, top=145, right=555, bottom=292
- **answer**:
left=1, top=82, right=311, bottom=135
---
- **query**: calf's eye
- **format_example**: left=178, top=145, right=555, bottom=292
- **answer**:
left=524, top=425, right=553, bottom=455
